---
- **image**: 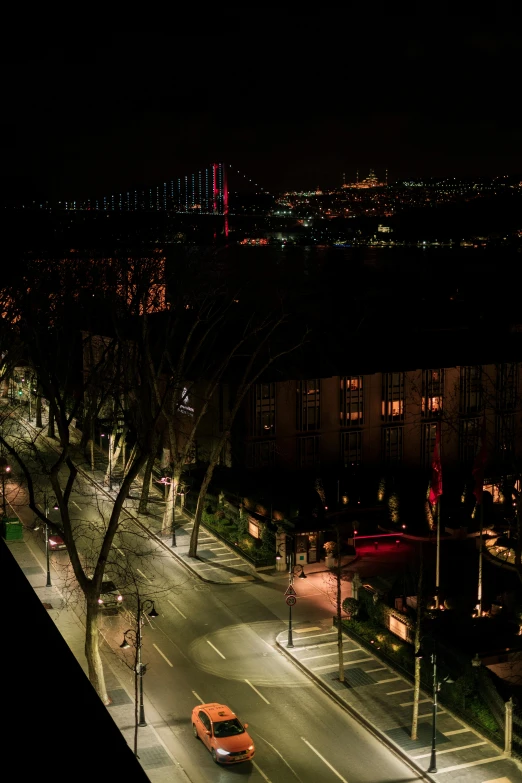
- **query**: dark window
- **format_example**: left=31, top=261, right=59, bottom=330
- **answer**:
left=460, top=366, right=482, bottom=414
left=382, top=372, right=404, bottom=421
left=297, top=379, right=320, bottom=431
left=298, top=435, right=320, bottom=468
left=495, top=413, right=515, bottom=462
left=422, top=369, right=444, bottom=417
left=340, top=376, right=364, bottom=425
left=422, top=422, right=438, bottom=468
left=247, top=441, right=275, bottom=469
left=252, top=383, right=276, bottom=436
left=341, top=431, right=362, bottom=467
left=383, top=426, right=403, bottom=462
left=198, top=711, right=211, bottom=732
left=497, top=363, right=518, bottom=410
left=459, top=417, right=480, bottom=463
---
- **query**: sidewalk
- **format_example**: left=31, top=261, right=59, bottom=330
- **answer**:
left=7, top=535, right=191, bottom=782
left=276, top=620, right=522, bottom=782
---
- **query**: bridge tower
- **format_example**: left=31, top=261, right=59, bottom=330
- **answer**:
left=212, top=162, right=228, bottom=215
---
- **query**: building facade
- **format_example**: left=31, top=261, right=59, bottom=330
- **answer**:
left=242, top=364, right=522, bottom=479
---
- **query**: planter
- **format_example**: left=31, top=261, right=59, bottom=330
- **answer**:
left=325, top=555, right=335, bottom=568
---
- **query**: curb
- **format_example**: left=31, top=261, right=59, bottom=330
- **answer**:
left=276, top=634, right=437, bottom=783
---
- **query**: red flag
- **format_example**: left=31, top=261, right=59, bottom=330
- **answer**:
left=472, top=415, right=487, bottom=504
left=429, top=423, right=442, bottom=506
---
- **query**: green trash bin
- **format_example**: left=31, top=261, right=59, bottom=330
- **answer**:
left=1, top=517, right=24, bottom=541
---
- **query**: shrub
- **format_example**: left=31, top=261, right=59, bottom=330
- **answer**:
left=342, top=597, right=360, bottom=619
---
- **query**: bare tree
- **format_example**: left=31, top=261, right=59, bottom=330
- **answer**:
left=0, top=257, right=161, bottom=702
left=188, top=316, right=308, bottom=558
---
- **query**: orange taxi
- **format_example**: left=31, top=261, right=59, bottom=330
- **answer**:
left=191, top=702, right=255, bottom=764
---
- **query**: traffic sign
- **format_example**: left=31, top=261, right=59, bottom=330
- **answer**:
left=286, top=595, right=297, bottom=606
left=285, top=584, right=297, bottom=597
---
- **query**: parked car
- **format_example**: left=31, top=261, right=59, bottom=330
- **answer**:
left=191, top=703, right=255, bottom=764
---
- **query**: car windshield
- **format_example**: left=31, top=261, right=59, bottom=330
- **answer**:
left=213, top=719, right=244, bottom=738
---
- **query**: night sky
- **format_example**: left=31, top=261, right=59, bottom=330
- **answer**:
left=2, top=18, right=521, bottom=204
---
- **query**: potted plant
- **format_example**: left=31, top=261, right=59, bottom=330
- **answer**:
left=323, top=540, right=337, bottom=568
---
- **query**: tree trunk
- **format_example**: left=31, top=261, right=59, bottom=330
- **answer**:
left=411, top=544, right=423, bottom=740
left=336, top=527, right=344, bottom=683
left=139, top=450, right=156, bottom=514
left=79, top=413, right=90, bottom=453
left=47, top=412, right=55, bottom=439
left=90, top=419, right=95, bottom=471
left=162, top=470, right=181, bottom=535
left=104, top=427, right=128, bottom=485
left=85, top=598, right=110, bottom=705
left=36, top=393, right=43, bottom=428
left=189, top=466, right=214, bottom=558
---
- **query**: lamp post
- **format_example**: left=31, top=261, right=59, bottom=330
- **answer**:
left=427, top=644, right=438, bottom=773
left=286, top=550, right=307, bottom=648
left=44, top=492, right=52, bottom=587
left=120, top=597, right=158, bottom=736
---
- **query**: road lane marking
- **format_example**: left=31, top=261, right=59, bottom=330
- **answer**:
left=137, top=568, right=152, bottom=583
left=412, top=740, right=486, bottom=760
left=72, top=500, right=81, bottom=510
left=192, top=691, right=204, bottom=703
left=255, top=732, right=299, bottom=779
left=295, top=626, right=322, bottom=633
left=252, top=761, right=272, bottom=782
left=444, top=728, right=471, bottom=736
left=152, top=644, right=173, bottom=667
left=366, top=667, right=386, bottom=672
left=418, top=710, right=445, bottom=718
left=167, top=599, right=187, bottom=619
left=312, top=657, right=371, bottom=671
left=400, top=698, right=430, bottom=707
left=387, top=688, right=413, bottom=695
left=245, top=679, right=270, bottom=704
left=377, top=677, right=400, bottom=683
left=434, top=757, right=505, bottom=774
left=206, top=640, right=226, bottom=659
left=116, top=547, right=125, bottom=557
left=301, top=737, right=349, bottom=783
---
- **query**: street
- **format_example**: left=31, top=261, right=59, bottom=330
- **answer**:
left=5, top=416, right=425, bottom=783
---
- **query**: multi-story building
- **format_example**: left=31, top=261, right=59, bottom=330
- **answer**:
left=238, top=361, right=522, bottom=500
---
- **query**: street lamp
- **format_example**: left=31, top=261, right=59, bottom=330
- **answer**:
left=43, top=492, right=52, bottom=587
left=286, top=549, right=307, bottom=649
left=416, top=638, right=453, bottom=774
left=120, top=597, right=159, bottom=732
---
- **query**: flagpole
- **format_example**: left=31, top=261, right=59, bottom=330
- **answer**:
left=478, top=501, right=483, bottom=615
left=435, top=497, right=440, bottom=609
left=473, top=414, right=487, bottom=617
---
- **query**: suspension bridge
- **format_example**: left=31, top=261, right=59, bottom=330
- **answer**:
left=61, top=163, right=266, bottom=214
